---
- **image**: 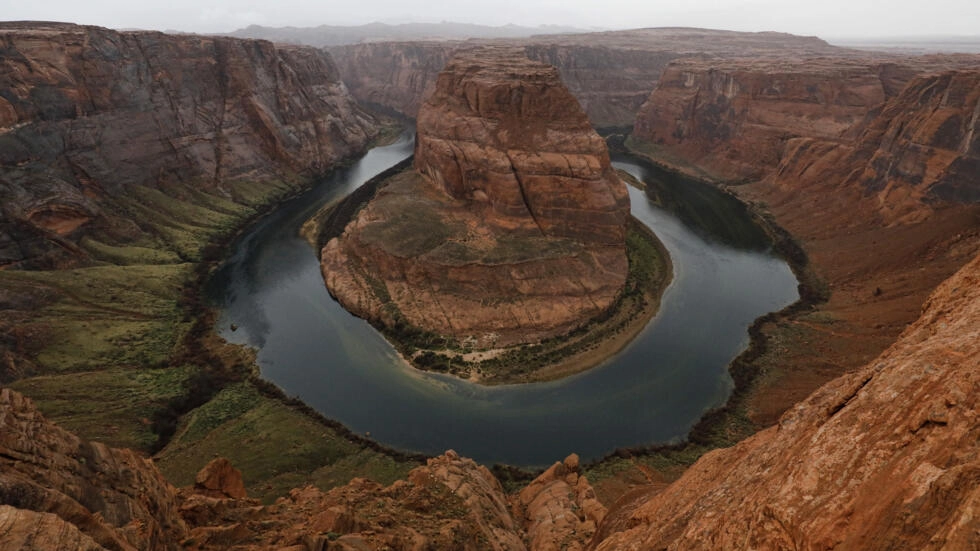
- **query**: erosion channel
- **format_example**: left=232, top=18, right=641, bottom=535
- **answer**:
left=208, top=131, right=798, bottom=467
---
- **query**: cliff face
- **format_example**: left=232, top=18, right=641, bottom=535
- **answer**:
left=593, top=250, right=980, bottom=550
left=329, top=41, right=457, bottom=118
left=632, top=55, right=980, bottom=184
left=0, top=385, right=608, bottom=551
left=330, top=28, right=843, bottom=127
left=773, top=69, right=980, bottom=223
left=631, top=58, right=917, bottom=180
left=322, top=48, right=630, bottom=348
left=0, top=22, right=377, bottom=268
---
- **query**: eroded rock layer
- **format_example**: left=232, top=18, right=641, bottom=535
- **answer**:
left=592, top=251, right=980, bottom=550
left=631, top=55, right=980, bottom=183
left=0, top=386, right=615, bottom=551
left=322, top=48, right=630, bottom=347
left=0, top=21, right=377, bottom=268
left=772, top=69, right=980, bottom=223
left=330, top=28, right=843, bottom=127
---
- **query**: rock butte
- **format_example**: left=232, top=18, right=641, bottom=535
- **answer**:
left=322, top=48, right=631, bottom=348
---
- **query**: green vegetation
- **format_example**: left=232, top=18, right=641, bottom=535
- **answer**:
left=156, top=384, right=415, bottom=503
left=4, top=130, right=422, bottom=500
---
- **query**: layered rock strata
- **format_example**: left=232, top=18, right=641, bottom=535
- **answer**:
left=631, top=55, right=980, bottom=183
left=592, top=250, right=980, bottom=550
left=322, top=48, right=630, bottom=347
left=771, top=69, right=980, bottom=223
left=330, top=28, right=843, bottom=127
left=0, top=21, right=377, bottom=268
left=0, top=387, right=187, bottom=551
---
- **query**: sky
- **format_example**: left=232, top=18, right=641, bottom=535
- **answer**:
left=3, top=0, right=979, bottom=39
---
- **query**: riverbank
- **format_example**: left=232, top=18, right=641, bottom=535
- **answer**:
left=581, top=134, right=825, bottom=503
left=311, top=165, right=673, bottom=385
left=2, top=123, right=425, bottom=503
left=583, top=131, right=980, bottom=505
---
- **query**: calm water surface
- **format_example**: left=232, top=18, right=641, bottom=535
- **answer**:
left=209, top=133, right=798, bottom=467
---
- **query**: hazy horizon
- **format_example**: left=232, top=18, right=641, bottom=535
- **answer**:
left=4, top=0, right=980, bottom=40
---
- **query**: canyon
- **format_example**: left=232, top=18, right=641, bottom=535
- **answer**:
left=0, top=21, right=377, bottom=270
left=1, top=19, right=980, bottom=551
left=321, top=47, right=634, bottom=355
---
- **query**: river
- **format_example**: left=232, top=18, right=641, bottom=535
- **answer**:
left=208, top=131, right=798, bottom=467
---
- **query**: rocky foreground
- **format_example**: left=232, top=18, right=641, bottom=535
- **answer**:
left=322, top=48, right=632, bottom=348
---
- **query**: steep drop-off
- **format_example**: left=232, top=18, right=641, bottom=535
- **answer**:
left=0, top=21, right=378, bottom=268
left=330, top=28, right=843, bottom=127
left=631, top=55, right=980, bottom=182
left=0, top=386, right=608, bottom=551
left=322, top=47, right=631, bottom=352
left=627, top=59, right=980, bottom=432
left=592, top=250, right=980, bottom=550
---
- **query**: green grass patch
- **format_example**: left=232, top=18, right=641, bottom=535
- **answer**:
left=9, top=366, right=193, bottom=450
left=156, top=383, right=418, bottom=503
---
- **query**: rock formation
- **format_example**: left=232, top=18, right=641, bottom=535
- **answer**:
left=0, top=385, right=614, bottom=550
left=631, top=55, right=980, bottom=183
left=0, top=22, right=377, bottom=268
left=322, top=48, right=631, bottom=347
left=772, top=69, right=980, bottom=223
left=0, top=387, right=187, bottom=550
left=592, top=250, right=980, bottom=550
left=330, top=28, right=843, bottom=127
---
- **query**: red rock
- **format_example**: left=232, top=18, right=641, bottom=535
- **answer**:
left=322, top=48, right=630, bottom=347
left=592, top=252, right=980, bottom=550
left=193, top=458, right=247, bottom=499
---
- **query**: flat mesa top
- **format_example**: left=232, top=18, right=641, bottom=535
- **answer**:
left=441, top=47, right=561, bottom=82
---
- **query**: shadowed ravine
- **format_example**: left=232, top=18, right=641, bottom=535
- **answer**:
left=207, top=131, right=798, bottom=467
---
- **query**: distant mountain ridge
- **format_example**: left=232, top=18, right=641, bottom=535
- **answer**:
left=225, top=21, right=594, bottom=47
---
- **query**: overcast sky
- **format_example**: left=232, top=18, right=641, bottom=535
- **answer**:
left=4, top=0, right=979, bottom=39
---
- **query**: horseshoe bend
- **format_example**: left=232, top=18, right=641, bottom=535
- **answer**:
left=319, top=47, right=671, bottom=383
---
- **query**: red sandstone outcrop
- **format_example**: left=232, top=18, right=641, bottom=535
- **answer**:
left=515, top=454, right=607, bottom=551
left=592, top=251, right=980, bottom=550
left=0, top=385, right=619, bottom=550
left=0, top=21, right=377, bottom=268
left=0, top=387, right=186, bottom=550
left=330, top=28, right=843, bottom=127
left=322, top=48, right=631, bottom=347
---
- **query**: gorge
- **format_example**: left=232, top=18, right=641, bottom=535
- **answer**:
left=1, top=19, right=979, bottom=551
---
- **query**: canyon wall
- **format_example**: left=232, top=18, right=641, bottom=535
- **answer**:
left=330, top=28, right=843, bottom=127
left=0, top=22, right=378, bottom=268
left=322, top=48, right=630, bottom=348
left=631, top=55, right=980, bottom=184
left=772, top=69, right=980, bottom=223
left=592, top=250, right=980, bottom=550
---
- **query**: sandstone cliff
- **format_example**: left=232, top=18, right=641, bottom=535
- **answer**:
left=0, top=22, right=377, bottom=268
left=631, top=55, right=980, bottom=183
left=0, top=384, right=611, bottom=551
left=330, top=28, right=843, bottom=127
left=322, top=48, right=631, bottom=348
left=772, top=69, right=980, bottom=223
left=592, top=250, right=980, bottom=550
